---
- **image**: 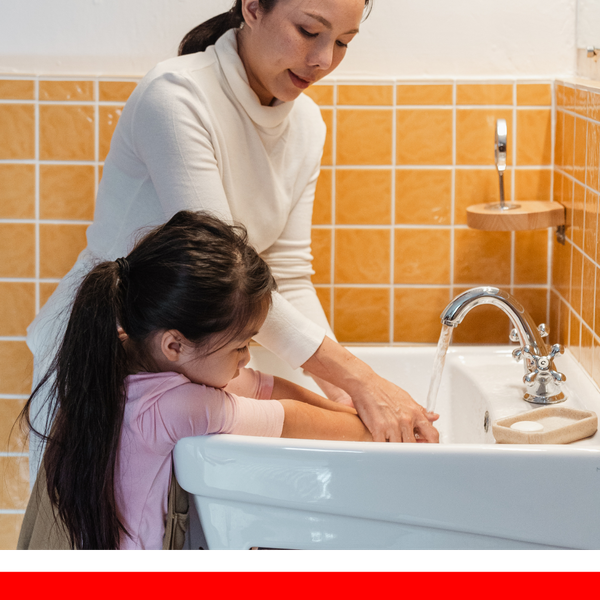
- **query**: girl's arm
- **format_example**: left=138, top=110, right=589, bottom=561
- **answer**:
left=278, top=399, right=372, bottom=442
left=272, top=376, right=372, bottom=442
left=271, top=376, right=356, bottom=414
left=273, top=376, right=433, bottom=443
left=272, top=376, right=373, bottom=442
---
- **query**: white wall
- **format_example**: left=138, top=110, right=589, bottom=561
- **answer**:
left=577, top=0, right=600, bottom=48
left=0, top=0, right=577, bottom=78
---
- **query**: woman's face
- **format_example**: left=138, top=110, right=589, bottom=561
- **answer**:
left=239, top=0, right=364, bottom=106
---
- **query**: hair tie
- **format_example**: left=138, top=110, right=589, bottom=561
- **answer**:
left=115, top=257, right=130, bottom=281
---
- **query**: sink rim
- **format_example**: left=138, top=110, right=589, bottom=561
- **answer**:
left=175, top=344, right=600, bottom=549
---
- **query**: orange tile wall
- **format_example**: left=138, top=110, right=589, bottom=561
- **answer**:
left=0, top=76, right=569, bottom=548
left=305, top=81, right=555, bottom=346
left=0, top=77, right=137, bottom=548
left=551, top=80, right=600, bottom=391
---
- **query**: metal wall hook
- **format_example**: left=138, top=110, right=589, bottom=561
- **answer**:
left=485, top=119, right=520, bottom=212
left=555, top=204, right=567, bottom=244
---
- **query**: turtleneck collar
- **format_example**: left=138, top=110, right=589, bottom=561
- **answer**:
left=214, top=28, right=294, bottom=130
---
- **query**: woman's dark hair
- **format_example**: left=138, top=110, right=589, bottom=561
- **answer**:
left=179, top=0, right=373, bottom=56
left=21, top=210, right=276, bottom=550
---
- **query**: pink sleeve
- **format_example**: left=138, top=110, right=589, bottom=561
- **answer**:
left=223, top=367, right=274, bottom=399
left=154, top=381, right=284, bottom=445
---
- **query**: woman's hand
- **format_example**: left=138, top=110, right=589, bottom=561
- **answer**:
left=301, top=336, right=440, bottom=443
left=344, top=372, right=439, bottom=443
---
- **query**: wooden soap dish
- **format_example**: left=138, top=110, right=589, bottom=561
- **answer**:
left=467, top=201, right=565, bottom=231
left=492, top=406, right=598, bottom=445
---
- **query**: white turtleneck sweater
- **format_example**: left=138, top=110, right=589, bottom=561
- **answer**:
left=27, top=29, right=332, bottom=371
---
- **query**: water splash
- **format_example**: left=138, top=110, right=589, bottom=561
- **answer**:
left=426, top=324, right=454, bottom=414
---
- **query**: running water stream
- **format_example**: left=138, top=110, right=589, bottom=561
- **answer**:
left=426, top=324, right=454, bottom=414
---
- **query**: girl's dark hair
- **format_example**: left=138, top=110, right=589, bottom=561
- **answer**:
left=179, top=0, right=373, bottom=56
left=21, top=210, right=276, bottom=549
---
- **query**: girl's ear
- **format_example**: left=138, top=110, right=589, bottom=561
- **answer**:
left=160, top=330, right=185, bottom=363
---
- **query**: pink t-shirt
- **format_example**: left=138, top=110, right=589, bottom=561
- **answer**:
left=115, top=368, right=283, bottom=549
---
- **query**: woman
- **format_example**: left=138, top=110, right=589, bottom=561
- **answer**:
left=27, top=0, right=439, bottom=469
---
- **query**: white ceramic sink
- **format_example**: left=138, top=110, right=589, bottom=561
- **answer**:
left=174, top=345, right=600, bottom=549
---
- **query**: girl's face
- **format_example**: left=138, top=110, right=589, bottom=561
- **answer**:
left=180, top=331, right=256, bottom=389
left=238, top=0, right=364, bottom=106
left=155, top=310, right=268, bottom=389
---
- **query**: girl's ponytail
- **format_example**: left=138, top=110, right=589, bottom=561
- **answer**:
left=22, top=210, right=277, bottom=549
left=23, top=261, right=130, bottom=549
left=178, top=2, right=244, bottom=55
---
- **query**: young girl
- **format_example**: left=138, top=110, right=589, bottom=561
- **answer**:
left=19, top=210, right=377, bottom=550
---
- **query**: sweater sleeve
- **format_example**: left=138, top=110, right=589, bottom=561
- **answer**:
left=254, top=119, right=334, bottom=365
left=257, top=141, right=335, bottom=354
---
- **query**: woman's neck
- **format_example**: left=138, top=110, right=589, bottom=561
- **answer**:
left=236, top=28, right=275, bottom=107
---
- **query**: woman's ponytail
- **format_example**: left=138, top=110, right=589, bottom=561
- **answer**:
left=179, top=2, right=244, bottom=55
left=23, top=261, right=130, bottom=549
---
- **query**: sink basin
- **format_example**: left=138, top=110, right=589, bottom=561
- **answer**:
left=174, top=345, right=600, bottom=549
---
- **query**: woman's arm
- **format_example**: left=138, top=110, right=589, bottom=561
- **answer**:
left=301, top=336, right=440, bottom=444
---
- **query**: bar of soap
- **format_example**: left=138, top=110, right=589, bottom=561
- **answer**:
left=510, top=420, right=544, bottom=432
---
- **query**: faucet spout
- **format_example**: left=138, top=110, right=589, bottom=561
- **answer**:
left=441, top=287, right=566, bottom=404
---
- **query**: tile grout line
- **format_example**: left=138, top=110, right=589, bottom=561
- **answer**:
left=0, top=161, right=555, bottom=170
left=547, top=80, right=557, bottom=325
left=34, top=77, right=40, bottom=317
left=565, top=98, right=578, bottom=353
left=0, top=219, right=93, bottom=225
left=450, top=80, right=457, bottom=300
left=330, top=84, right=337, bottom=333
left=95, top=79, right=100, bottom=203
left=578, top=110, right=589, bottom=341
left=510, top=80, right=517, bottom=295
left=312, top=223, right=456, bottom=228
left=314, top=283, right=552, bottom=289
left=389, top=82, right=397, bottom=343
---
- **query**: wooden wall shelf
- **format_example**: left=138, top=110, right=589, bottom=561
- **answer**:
left=466, top=201, right=565, bottom=231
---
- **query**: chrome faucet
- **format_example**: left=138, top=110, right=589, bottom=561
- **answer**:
left=441, top=286, right=566, bottom=404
